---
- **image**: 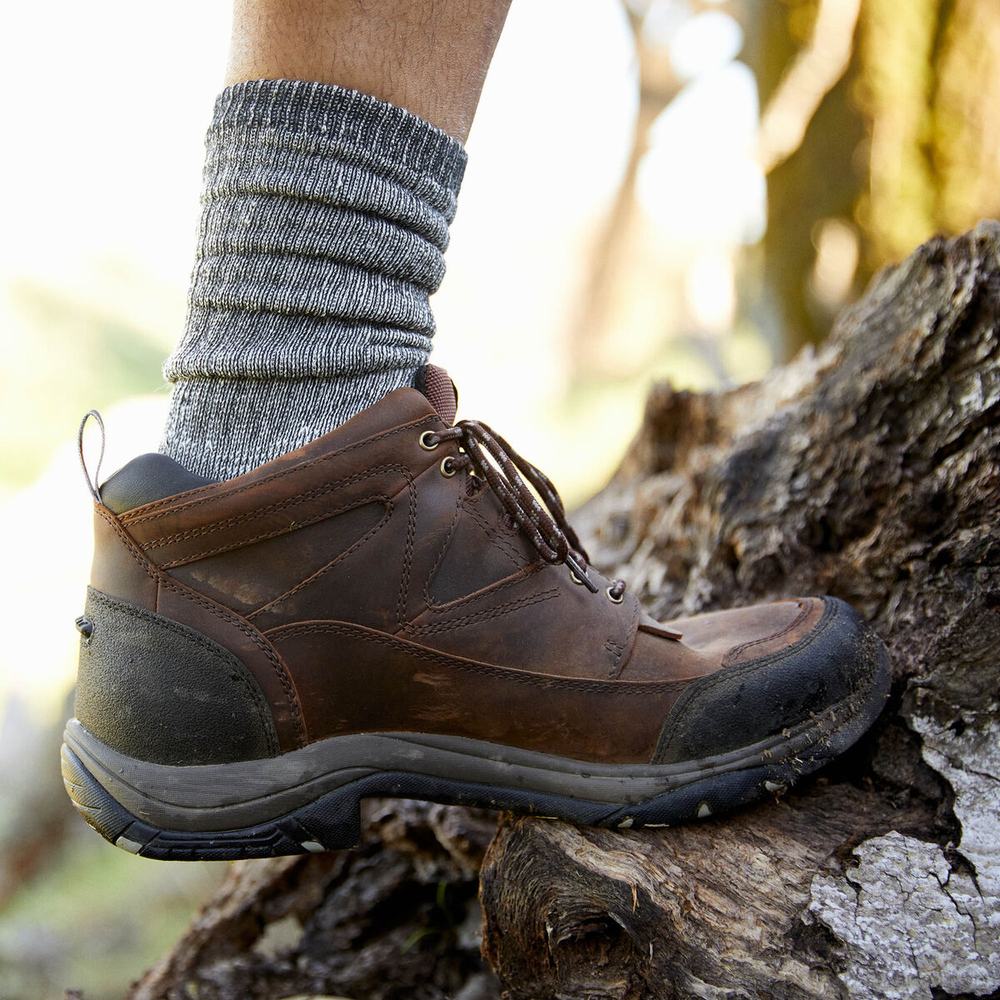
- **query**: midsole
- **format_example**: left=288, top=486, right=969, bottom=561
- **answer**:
left=63, top=678, right=872, bottom=834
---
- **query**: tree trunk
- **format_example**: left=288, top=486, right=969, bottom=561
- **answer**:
left=744, top=0, right=868, bottom=358
left=130, top=223, right=1000, bottom=1000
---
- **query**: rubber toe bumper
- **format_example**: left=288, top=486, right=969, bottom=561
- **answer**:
left=652, top=597, right=883, bottom=764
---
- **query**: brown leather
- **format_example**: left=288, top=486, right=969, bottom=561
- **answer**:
left=664, top=599, right=826, bottom=666
left=89, top=504, right=306, bottom=749
left=90, top=387, right=848, bottom=764
left=90, top=507, right=157, bottom=611
left=266, top=620, right=685, bottom=763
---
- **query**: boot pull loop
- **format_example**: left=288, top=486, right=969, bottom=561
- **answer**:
left=78, top=409, right=106, bottom=503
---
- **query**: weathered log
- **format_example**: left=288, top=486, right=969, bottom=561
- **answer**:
left=131, top=224, right=999, bottom=1000
left=483, top=222, right=1000, bottom=998
left=130, top=801, right=500, bottom=1000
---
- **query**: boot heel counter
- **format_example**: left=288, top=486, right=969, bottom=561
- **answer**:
left=74, top=587, right=278, bottom=765
left=84, top=503, right=305, bottom=754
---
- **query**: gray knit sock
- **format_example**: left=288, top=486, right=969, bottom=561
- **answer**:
left=161, top=79, right=467, bottom=479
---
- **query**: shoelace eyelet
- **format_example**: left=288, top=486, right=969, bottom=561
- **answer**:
left=419, top=430, right=440, bottom=451
left=457, top=444, right=481, bottom=477
left=445, top=417, right=625, bottom=601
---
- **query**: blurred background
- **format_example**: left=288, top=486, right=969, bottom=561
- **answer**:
left=1, top=0, right=998, bottom=996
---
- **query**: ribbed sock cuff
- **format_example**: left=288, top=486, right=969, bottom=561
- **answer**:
left=165, top=370, right=417, bottom=480
left=211, top=79, right=467, bottom=195
left=161, top=79, right=466, bottom=478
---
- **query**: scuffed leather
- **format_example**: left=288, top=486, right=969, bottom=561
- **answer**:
left=652, top=598, right=875, bottom=764
left=85, top=388, right=875, bottom=765
left=267, top=619, right=685, bottom=763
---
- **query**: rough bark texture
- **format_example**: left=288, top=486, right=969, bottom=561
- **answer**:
left=132, top=224, right=999, bottom=1000
left=129, top=801, right=501, bottom=1000
left=483, top=222, right=1000, bottom=999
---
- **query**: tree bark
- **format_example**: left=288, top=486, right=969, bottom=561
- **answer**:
left=131, top=223, right=1000, bottom=1000
left=129, top=800, right=501, bottom=1000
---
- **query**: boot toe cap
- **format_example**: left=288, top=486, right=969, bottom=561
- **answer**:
left=652, top=597, right=885, bottom=764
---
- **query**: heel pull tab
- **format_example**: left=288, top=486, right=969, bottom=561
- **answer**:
left=78, top=410, right=106, bottom=503
left=416, top=364, right=458, bottom=425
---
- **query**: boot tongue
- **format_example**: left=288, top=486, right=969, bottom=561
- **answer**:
left=416, top=363, right=458, bottom=425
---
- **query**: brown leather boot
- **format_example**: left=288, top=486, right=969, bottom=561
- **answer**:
left=63, top=372, right=890, bottom=859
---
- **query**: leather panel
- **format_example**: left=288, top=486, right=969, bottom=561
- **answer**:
left=119, top=391, right=442, bottom=539
left=90, top=506, right=158, bottom=611
left=91, top=504, right=304, bottom=752
left=155, top=576, right=306, bottom=751
left=267, top=620, right=686, bottom=763
left=406, top=568, right=640, bottom=677
left=661, top=599, right=824, bottom=667
left=170, top=500, right=389, bottom=614
left=426, top=488, right=535, bottom=606
left=653, top=598, right=872, bottom=763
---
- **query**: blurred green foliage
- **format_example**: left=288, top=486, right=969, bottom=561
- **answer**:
left=0, top=829, right=224, bottom=1000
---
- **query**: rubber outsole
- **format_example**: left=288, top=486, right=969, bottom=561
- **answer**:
left=61, top=648, right=891, bottom=861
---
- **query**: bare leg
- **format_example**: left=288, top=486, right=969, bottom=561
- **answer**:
left=226, top=0, right=512, bottom=141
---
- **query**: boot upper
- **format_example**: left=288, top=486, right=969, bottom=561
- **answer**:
left=85, top=387, right=874, bottom=766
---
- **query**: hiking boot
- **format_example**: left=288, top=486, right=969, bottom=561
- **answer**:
left=63, top=370, right=890, bottom=859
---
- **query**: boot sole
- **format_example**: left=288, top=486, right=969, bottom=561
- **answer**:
left=61, top=646, right=890, bottom=860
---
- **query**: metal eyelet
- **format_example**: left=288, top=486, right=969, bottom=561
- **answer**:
left=419, top=430, right=440, bottom=451
left=606, top=587, right=624, bottom=604
left=454, top=445, right=482, bottom=478
left=440, top=457, right=458, bottom=478
left=570, top=569, right=585, bottom=585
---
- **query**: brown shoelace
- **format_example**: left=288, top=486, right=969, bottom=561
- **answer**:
left=425, top=420, right=627, bottom=602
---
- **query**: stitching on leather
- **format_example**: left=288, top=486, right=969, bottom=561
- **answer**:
left=247, top=500, right=394, bottom=620
left=422, top=492, right=464, bottom=608
left=421, top=496, right=539, bottom=613
left=396, top=469, right=418, bottom=628
left=463, top=498, right=528, bottom=567
left=421, top=562, right=547, bottom=616
left=158, top=492, right=392, bottom=568
left=121, top=415, right=439, bottom=524
left=96, top=505, right=158, bottom=583
left=604, top=639, right=622, bottom=673
left=146, top=475, right=382, bottom=548
left=142, top=466, right=399, bottom=550
left=266, top=621, right=689, bottom=696
left=606, top=596, right=640, bottom=679
left=158, top=578, right=305, bottom=748
left=86, top=586, right=279, bottom=757
left=95, top=505, right=306, bottom=747
left=404, top=588, right=560, bottom=636
left=671, top=599, right=838, bottom=711
left=723, top=600, right=812, bottom=666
